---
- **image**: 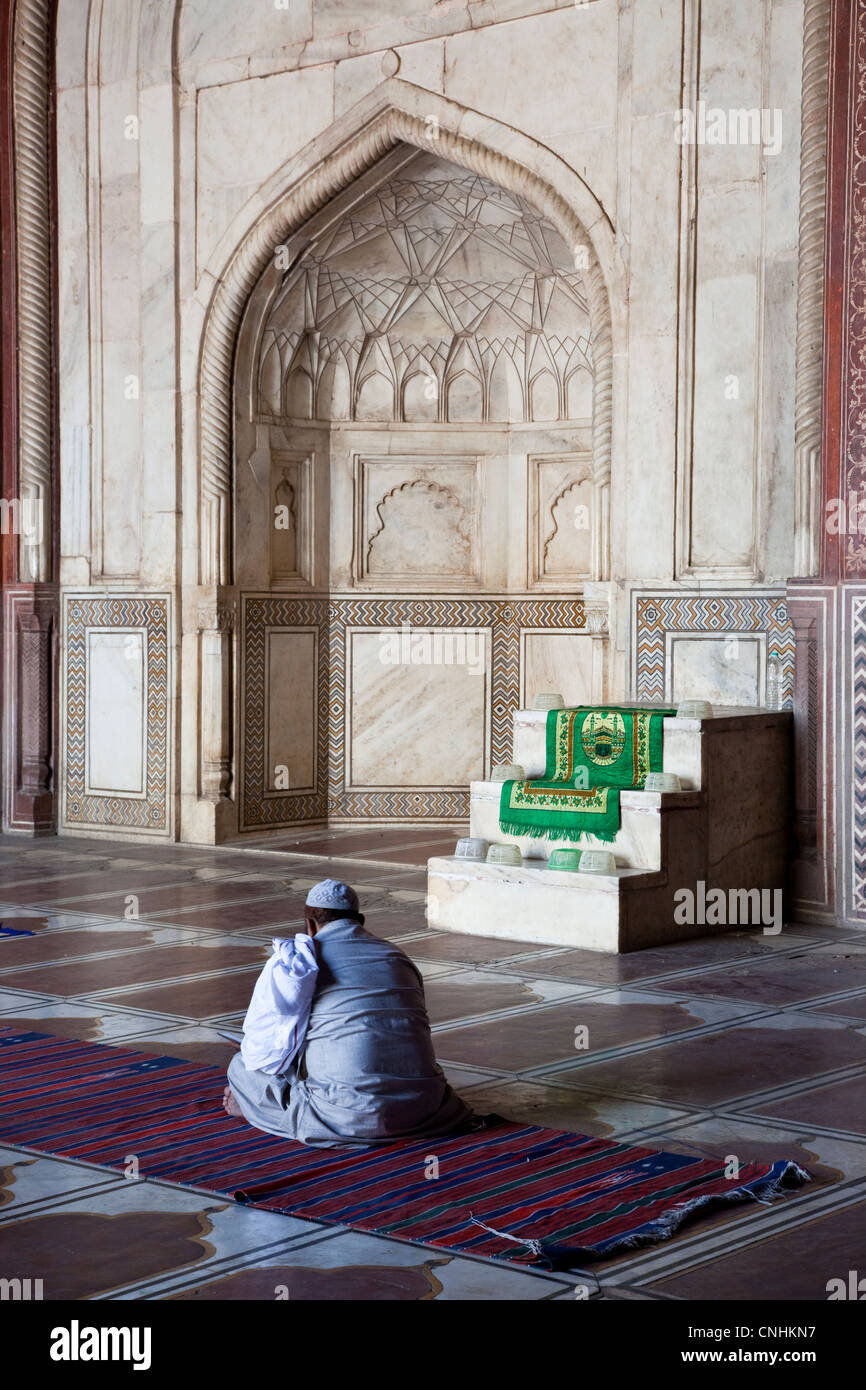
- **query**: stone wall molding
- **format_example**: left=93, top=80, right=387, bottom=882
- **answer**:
left=787, top=585, right=836, bottom=920
left=794, top=0, right=832, bottom=578
left=12, top=0, right=53, bottom=584
left=1, top=0, right=59, bottom=836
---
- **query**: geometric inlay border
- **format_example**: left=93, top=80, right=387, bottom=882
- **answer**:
left=633, top=589, right=794, bottom=708
left=851, top=593, right=866, bottom=915
left=63, top=595, right=169, bottom=830
left=241, top=593, right=586, bottom=827
left=841, top=1, right=866, bottom=578
left=241, top=597, right=330, bottom=829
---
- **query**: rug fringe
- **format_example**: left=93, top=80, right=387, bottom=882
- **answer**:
left=486, top=1160, right=810, bottom=1268
left=497, top=819, right=620, bottom=846
left=604, top=1161, right=811, bottom=1253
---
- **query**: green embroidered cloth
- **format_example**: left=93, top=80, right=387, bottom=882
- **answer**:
left=499, top=706, right=676, bottom=844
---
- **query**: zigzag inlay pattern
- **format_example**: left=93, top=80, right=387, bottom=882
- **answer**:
left=241, top=594, right=585, bottom=828
left=634, top=593, right=794, bottom=708
left=64, top=596, right=169, bottom=830
left=242, top=598, right=330, bottom=828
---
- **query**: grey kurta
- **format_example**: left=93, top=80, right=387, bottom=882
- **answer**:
left=227, top=917, right=472, bottom=1147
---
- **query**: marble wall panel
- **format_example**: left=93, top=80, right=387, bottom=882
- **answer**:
left=85, top=630, right=146, bottom=795
left=668, top=634, right=764, bottom=707
left=622, top=108, right=681, bottom=583
left=235, top=426, right=328, bottom=592
left=270, top=453, right=314, bottom=584
left=521, top=632, right=594, bottom=708
left=444, top=6, right=619, bottom=217
left=632, top=589, right=794, bottom=709
left=688, top=183, right=762, bottom=573
left=528, top=453, right=595, bottom=586
left=354, top=456, right=481, bottom=587
left=96, top=75, right=143, bottom=579
left=677, top=0, right=800, bottom=582
left=63, top=595, right=170, bottom=832
left=241, top=594, right=585, bottom=827
left=347, top=628, right=489, bottom=786
left=759, top=0, right=803, bottom=579
left=266, top=629, right=317, bottom=793
left=240, top=598, right=329, bottom=830
left=178, top=0, right=313, bottom=77
left=56, top=80, right=90, bottom=577
left=786, top=582, right=835, bottom=923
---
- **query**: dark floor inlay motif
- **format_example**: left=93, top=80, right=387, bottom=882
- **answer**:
left=0, top=1208, right=219, bottom=1299
left=0, top=1014, right=105, bottom=1042
left=170, top=1258, right=450, bottom=1301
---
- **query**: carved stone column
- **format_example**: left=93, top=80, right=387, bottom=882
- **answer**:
left=794, top=0, right=831, bottom=578
left=584, top=600, right=610, bottom=704
left=2, top=586, right=56, bottom=831
left=197, top=595, right=236, bottom=807
left=13, top=0, right=53, bottom=586
left=790, top=605, right=818, bottom=858
left=1, top=0, right=57, bottom=836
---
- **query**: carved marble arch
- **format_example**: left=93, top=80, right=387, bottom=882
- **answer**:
left=252, top=150, right=594, bottom=428
left=202, top=92, right=616, bottom=586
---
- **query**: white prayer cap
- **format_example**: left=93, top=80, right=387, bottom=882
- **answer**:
left=305, top=879, right=359, bottom=912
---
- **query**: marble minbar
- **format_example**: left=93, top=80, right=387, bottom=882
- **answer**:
left=426, top=707, right=792, bottom=952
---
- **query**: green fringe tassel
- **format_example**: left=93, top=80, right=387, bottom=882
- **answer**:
left=498, top=818, right=620, bottom=845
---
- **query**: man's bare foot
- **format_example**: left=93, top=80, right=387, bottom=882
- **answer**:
left=222, top=1085, right=243, bottom=1118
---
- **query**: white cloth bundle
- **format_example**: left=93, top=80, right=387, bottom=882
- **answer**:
left=240, top=934, right=319, bottom=1076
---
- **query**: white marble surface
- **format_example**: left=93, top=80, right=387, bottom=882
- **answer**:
left=266, top=630, right=317, bottom=792
left=470, top=780, right=672, bottom=869
left=436, top=705, right=792, bottom=950
left=50, top=0, right=807, bottom=847
left=85, top=631, right=145, bottom=795
left=348, top=630, right=489, bottom=787
left=522, top=634, right=594, bottom=711
left=427, top=854, right=631, bottom=952
left=195, top=65, right=335, bottom=279
left=669, top=634, right=763, bottom=706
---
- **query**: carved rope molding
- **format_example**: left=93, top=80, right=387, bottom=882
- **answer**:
left=198, top=107, right=614, bottom=586
left=794, top=0, right=831, bottom=577
left=13, top=0, right=52, bottom=583
left=844, top=0, right=866, bottom=578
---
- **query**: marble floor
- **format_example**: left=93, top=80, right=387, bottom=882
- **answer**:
left=0, top=829, right=864, bottom=1301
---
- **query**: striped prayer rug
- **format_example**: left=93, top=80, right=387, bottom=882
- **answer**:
left=0, top=1026, right=808, bottom=1268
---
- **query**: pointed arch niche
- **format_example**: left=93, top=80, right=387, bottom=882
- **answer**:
left=234, top=144, right=608, bottom=592
left=201, top=98, right=618, bottom=831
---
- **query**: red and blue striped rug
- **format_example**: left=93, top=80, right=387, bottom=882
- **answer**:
left=0, top=1026, right=808, bottom=1267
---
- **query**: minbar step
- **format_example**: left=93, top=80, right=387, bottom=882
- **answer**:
left=470, top=783, right=703, bottom=868
left=426, top=854, right=779, bottom=954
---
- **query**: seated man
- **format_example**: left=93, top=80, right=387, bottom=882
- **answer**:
left=223, top=878, right=473, bottom=1147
